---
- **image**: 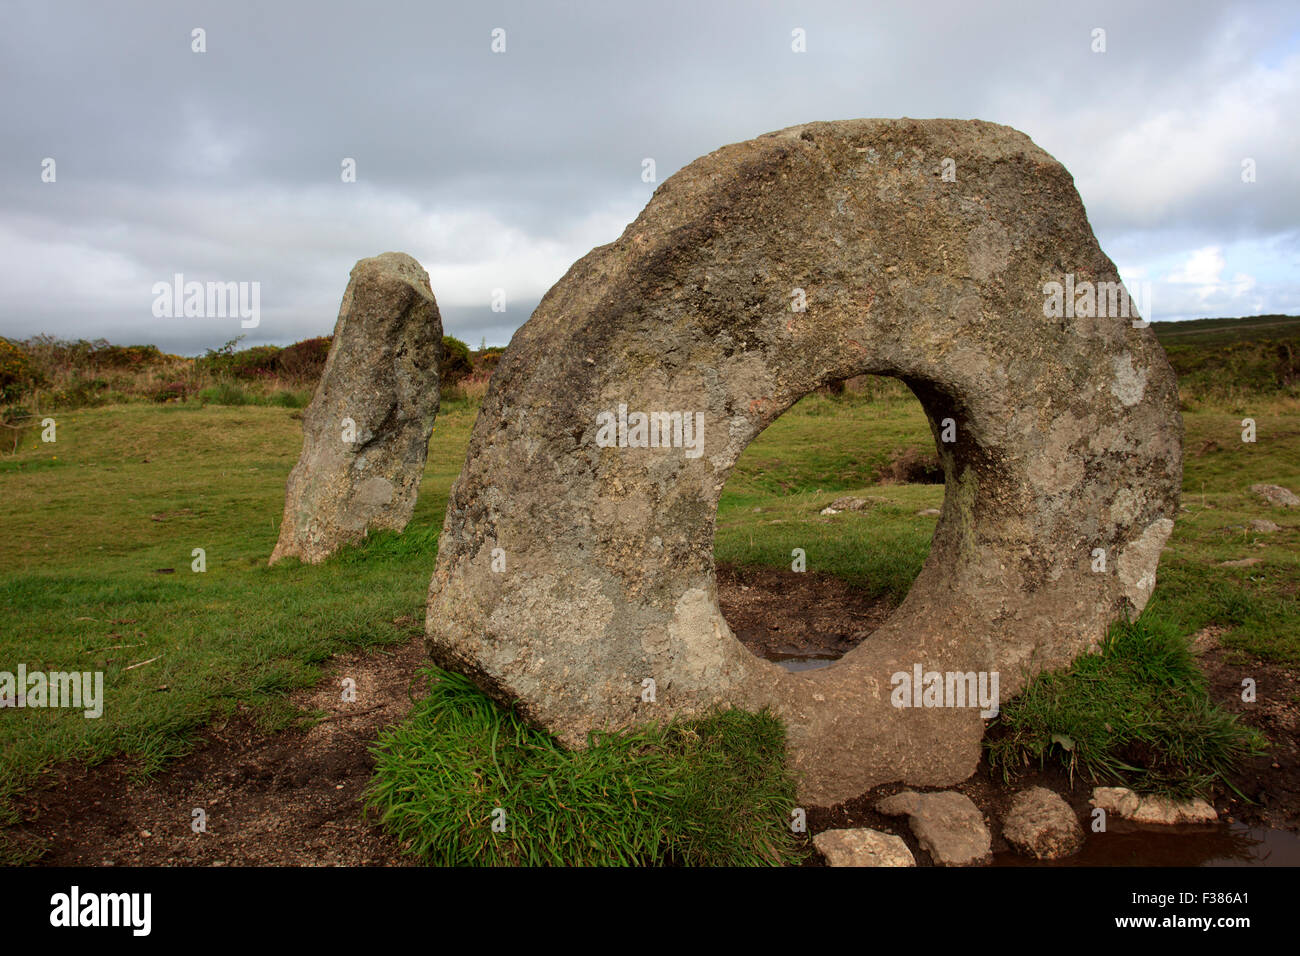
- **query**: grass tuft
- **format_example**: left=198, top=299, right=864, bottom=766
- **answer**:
left=366, top=668, right=804, bottom=866
left=985, top=612, right=1267, bottom=797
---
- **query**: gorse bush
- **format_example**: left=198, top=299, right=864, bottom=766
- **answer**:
left=277, top=335, right=332, bottom=383
left=3, top=333, right=498, bottom=416
left=367, top=668, right=804, bottom=866
left=221, top=345, right=283, bottom=381
left=440, top=335, right=473, bottom=388
left=0, top=339, right=38, bottom=401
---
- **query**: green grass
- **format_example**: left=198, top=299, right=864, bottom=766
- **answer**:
left=1153, top=397, right=1300, bottom=666
left=2, top=320, right=1297, bottom=862
left=366, top=669, right=802, bottom=866
left=0, top=400, right=480, bottom=831
left=714, top=389, right=938, bottom=604
left=193, top=382, right=311, bottom=408
left=985, top=614, right=1267, bottom=798
left=1152, top=313, right=1300, bottom=348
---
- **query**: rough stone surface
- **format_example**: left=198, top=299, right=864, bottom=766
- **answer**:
left=814, top=828, right=915, bottom=867
left=1002, top=787, right=1084, bottom=860
left=876, top=790, right=991, bottom=866
left=271, top=253, right=442, bottom=565
left=425, top=119, right=1183, bottom=804
left=1252, top=483, right=1299, bottom=507
left=820, top=496, right=878, bottom=515
left=1090, top=787, right=1217, bottom=824
left=1130, top=795, right=1218, bottom=825
left=1250, top=519, right=1281, bottom=533
left=1091, top=787, right=1141, bottom=818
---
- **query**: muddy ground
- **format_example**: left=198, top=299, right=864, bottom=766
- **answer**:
left=6, top=571, right=1298, bottom=866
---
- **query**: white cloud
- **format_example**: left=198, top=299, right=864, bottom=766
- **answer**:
left=1151, top=244, right=1262, bottom=317
left=1165, top=246, right=1227, bottom=285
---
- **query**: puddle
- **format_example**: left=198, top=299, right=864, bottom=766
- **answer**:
left=993, top=821, right=1300, bottom=866
left=766, top=650, right=839, bottom=673
left=716, top=564, right=890, bottom=672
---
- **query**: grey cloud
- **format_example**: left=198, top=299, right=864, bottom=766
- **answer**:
left=2, top=0, right=1297, bottom=352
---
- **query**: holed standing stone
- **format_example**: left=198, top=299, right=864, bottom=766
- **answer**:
left=270, top=252, right=442, bottom=565
left=425, top=119, right=1183, bottom=804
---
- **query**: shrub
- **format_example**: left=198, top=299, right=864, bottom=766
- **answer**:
left=0, top=339, right=37, bottom=402
left=150, top=381, right=191, bottom=403
left=196, top=382, right=253, bottom=406
left=224, top=345, right=283, bottom=380
left=277, top=336, right=332, bottom=383
left=50, top=377, right=111, bottom=409
left=92, top=344, right=164, bottom=370
left=440, top=335, right=473, bottom=388
left=472, top=350, right=503, bottom=377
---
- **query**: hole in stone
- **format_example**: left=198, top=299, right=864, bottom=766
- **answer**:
left=714, top=374, right=942, bottom=672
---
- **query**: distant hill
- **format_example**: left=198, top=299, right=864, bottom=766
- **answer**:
left=5, top=315, right=1299, bottom=412
left=1152, top=314, right=1300, bottom=347
left=1151, top=315, right=1299, bottom=398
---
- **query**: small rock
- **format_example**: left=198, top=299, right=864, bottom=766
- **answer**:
left=876, top=790, right=991, bottom=866
left=1250, top=519, right=1281, bottom=533
left=1002, top=787, right=1084, bottom=860
left=814, top=828, right=916, bottom=867
left=916, top=508, right=941, bottom=516
left=1220, top=557, right=1262, bottom=567
left=1091, top=787, right=1216, bottom=824
left=1189, top=627, right=1222, bottom=655
left=820, top=495, right=870, bottom=515
left=1251, top=483, right=1300, bottom=508
left=1090, top=786, right=1140, bottom=818
left=1130, top=795, right=1218, bottom=825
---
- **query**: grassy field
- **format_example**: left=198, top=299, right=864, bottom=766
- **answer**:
left=2, top=319, right=1298, bottom=862
left=0, top=399, right=479, bottom=828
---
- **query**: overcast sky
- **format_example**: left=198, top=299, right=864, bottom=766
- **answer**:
left=2, top=0, right=1297, bottom=354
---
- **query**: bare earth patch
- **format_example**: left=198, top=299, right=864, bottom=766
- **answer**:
left=716, top=563, right=893, bottom=665
left=9, top=623, right=430, bottom=866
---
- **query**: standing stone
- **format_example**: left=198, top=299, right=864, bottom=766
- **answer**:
left=270, top=253, right=442, bottom=565
left=875, top=790, right=991, bottom=866
left=1002, top=787, right=1084, bottom=860
left=426, top=119, right=1182, bottom=804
